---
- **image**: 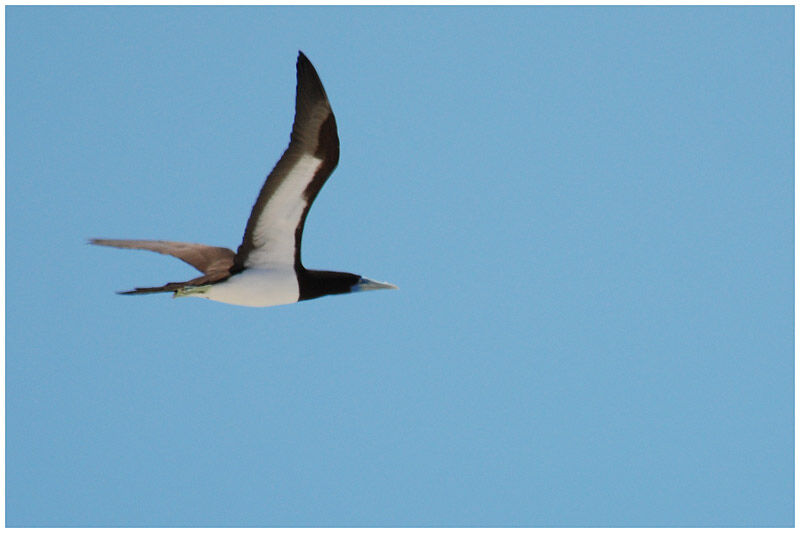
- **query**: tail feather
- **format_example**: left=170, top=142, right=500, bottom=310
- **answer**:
left=117, top=282, right=189, bottom=295
left=114, top=274, right=226, bottom=297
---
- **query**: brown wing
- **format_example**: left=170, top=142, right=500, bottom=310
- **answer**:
left=90, top=239, right=237, bottom=294
left=232, top=51, right=340, bottom=272
left=90, top=239, right=235, bottom=275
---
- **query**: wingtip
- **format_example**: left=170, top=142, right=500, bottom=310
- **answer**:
left=88, top=238, right=114, bottom=248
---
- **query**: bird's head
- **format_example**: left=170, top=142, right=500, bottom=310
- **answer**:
left=299, top=269, right=397, bottom=301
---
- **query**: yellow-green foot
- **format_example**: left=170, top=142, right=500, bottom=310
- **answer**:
left=173, top=285, right=211, bottom=298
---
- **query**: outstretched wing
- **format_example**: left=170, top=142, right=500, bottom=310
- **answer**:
left=90, top=239, right=235, bottom=275
left=232, top=51, right=339, bottom=272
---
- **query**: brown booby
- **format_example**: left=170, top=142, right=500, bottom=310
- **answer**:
left=91, top=52, right=396, bottom=307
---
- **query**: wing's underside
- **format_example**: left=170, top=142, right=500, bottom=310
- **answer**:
left=232, top=51, right=340, bottom=272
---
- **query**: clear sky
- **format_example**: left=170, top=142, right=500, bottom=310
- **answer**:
left=6, top=6, right=794, bottom=527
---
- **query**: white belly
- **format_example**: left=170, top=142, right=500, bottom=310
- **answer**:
left=196, top=268, right=299, bottom=307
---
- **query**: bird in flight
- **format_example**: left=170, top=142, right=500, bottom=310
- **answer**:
left=91, top=51, right=396, bottom=307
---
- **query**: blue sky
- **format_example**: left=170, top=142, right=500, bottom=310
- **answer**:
left=6, top=6, right=793, bottom=527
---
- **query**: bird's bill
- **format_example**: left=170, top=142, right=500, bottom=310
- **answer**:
left=353, top=277, right=398, bottom=292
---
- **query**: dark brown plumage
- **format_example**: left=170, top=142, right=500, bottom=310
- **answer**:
left=89, top=239, right=235, bottom=294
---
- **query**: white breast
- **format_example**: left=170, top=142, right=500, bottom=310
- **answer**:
left=197, top=268, right=300, bottom=307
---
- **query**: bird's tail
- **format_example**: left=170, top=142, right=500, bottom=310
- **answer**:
left=116, top=281, right=191, bottom=295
